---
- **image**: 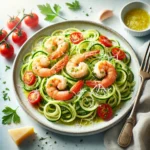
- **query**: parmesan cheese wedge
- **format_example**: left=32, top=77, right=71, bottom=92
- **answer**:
left=8, top=126, right=34, bottom=145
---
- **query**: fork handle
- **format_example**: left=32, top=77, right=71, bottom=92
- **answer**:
left=117, top=116, right=136, bottom=148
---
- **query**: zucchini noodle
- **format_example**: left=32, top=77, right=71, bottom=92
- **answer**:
left=20, top=28, right=135, bottom=125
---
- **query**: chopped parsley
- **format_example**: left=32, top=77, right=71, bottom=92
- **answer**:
left=39, top=137, right=47, bottom=141
left=5, top=88, right=9, bottom=91
left=3, top=81, right=6, bottom=84
left=3, top=92, right=10, bottom=101
left=2, top=89, right=10, bottom=101
left=5, top=65, right=10, bottom=71
left=86, top=13, right=89, bottom=16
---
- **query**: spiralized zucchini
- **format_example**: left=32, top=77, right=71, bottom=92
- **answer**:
left=20, top=28, right=135, bottom=125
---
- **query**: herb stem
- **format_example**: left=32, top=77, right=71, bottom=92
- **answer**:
left=0, top=14, right=30, bottom=44
left=57, top=15, right=67, bottom=20
left=15, top=106, right=19, bottom=111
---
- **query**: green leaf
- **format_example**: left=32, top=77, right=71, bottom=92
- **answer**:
left=2, top=114, right=13, bottom=125
left=13, top=112, right=20, bottom=124
left=2, top=106, right=21, bottom=125
left=2, top=107, right=14, bottom=115
left=66, top=0, right=80, bottom=10
left=37, top=3, right=66, bottom=22
left=37, top=3, right=54, bottom=15
left=45, top=14, right=57, bottom=21
left=54, top=4, right=61, bottom=14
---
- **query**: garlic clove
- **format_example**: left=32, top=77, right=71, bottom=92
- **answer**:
left=99, top=10, right=113, bottom=21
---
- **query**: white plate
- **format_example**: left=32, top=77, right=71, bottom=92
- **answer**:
left=12, top=20, right=140, bottom=136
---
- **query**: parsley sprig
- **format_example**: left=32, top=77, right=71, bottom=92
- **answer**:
left=2, top=106, right=20, bottom=125
left=66, top=0, right=80, bottom=10
left=37, top=3, right=67, bottom=22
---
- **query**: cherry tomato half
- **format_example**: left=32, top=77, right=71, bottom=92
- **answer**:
left=23, top=71, right=36, bottom=85
left=12, top=29, right=27, bottom=46
left=24, top=13, right=39, bottom=28
left=70, top=32, right=83, bottom=44
left=0, top=29, right=7, bottom=41
left=0, top=42, right=14, bottom=59
left=111, top=47, right=126, bottom=60
left=28, top=90, right=41, bottom=104
left=99, top=35, right=112, bottom=47
left=97, top=104, right=113, bottom=120
left=7, top=16, right=21, bottom=30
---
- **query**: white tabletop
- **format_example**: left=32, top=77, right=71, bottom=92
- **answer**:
left=0, top=0, right=150, bottom=150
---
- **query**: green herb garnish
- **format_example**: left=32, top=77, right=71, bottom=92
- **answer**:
left=5, top=65, right=10, bottom=71
left=39, top=137, right=47, bottom=141
left=37, top=3, right=66, bottom=22
left=66, top=0, right=80, bottom=10
left=5, top=88, right=9, bottom=91
left=3, top=81, right=6, bottom=84
left=3, top=92, right=10, bottom=101
left=2, top=106, right=20, bottom=125
left=2, top=88, right=10, bottom=101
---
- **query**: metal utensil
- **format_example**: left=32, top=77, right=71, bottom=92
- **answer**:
left=117, top=42, right=150, bottom=148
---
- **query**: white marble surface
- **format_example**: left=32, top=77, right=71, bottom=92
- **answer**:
left=0, top=0, right=149, bottom=150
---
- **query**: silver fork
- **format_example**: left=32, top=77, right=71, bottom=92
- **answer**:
left=117, top=42, right=150, bottom=148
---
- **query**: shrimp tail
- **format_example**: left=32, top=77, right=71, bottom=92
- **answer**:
left=47, top=80, right=84, bottom=101
left=84, top=50, right=100, bottom=59
left=49, top=55, right=69, bottom=76
left=86, top=80, right=103, bottom=88
left=70, top=80, right=84, bottom=94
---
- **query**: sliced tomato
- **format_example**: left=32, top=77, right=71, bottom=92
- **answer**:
left=23, top=71, right=36, bottom=85
left=70, top=80, right=84, bottom=94
left=28, top=90, right=41, bottom=104
left=99, top=35, right=112, bottom=47
left=111, top=47, right=126, bottom=60
left=70, top=32, right=83, bottom=44
left=97, top=104, right=113, bottom=120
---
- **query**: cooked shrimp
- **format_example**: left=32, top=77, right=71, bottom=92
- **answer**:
left=46, top=75, right=84, bottom=100
left=44, top=36, right=69, bottom=59
left=86, top=60, right=117, bottom=88
left=32, top=55, right=69, bottom=77
left=66, top=50, right=100, bottom=78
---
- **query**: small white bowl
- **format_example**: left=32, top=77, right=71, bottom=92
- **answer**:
left=120, top=1, right=150, bottom=37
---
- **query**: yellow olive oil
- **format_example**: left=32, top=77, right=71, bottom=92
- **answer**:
left=124, top=9, right=150, bottom=31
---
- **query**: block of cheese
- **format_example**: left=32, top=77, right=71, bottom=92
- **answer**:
left=8, top=126, right=34, bottom=145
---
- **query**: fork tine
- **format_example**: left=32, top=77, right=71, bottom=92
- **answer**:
left=141, top=42, right=150, bottom=71
left=148, top=64, right=150, bottom=73
left=145, top=47, right=150, bottom=72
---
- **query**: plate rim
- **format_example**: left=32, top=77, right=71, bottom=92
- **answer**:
left=12, top=20, right=140, bottom=136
